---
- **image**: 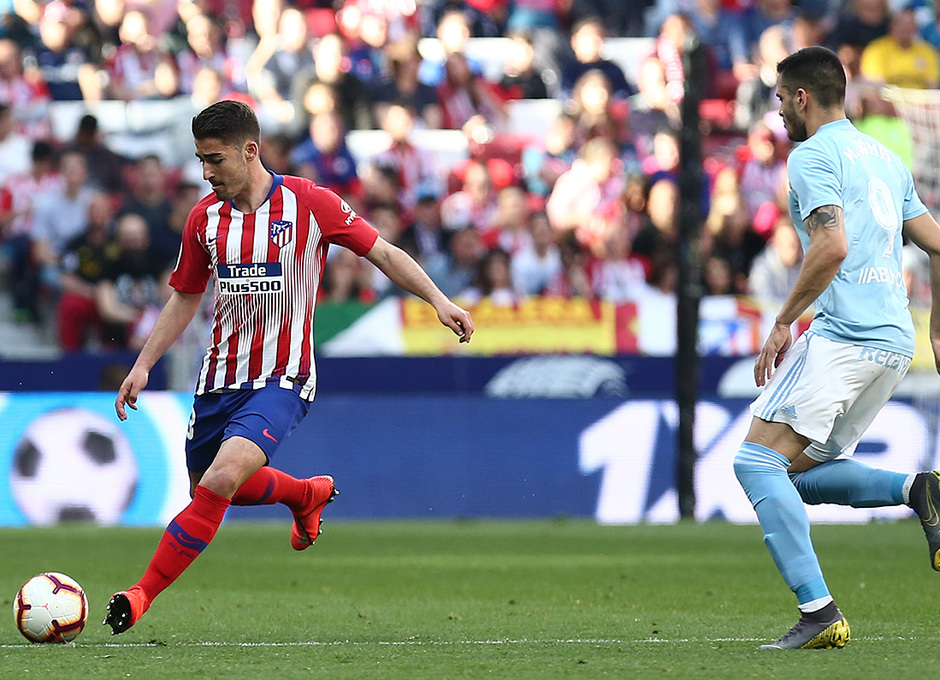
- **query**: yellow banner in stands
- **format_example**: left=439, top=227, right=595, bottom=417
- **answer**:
left=401, top=297, right=617, bottom=355
left=911, top=307, right=935, bottom=371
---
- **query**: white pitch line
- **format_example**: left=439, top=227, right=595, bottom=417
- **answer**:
left=1, top=635, right=935, bottom=649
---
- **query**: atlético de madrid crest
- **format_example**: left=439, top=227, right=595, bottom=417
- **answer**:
left=270, top=220, right=293, bottom=248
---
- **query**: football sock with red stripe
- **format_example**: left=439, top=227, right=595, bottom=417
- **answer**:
left=232, top=467, right=310, bottom=510
left=230, top=467, right=309, bottom=511
left=135, top=485, right=230, bottom=605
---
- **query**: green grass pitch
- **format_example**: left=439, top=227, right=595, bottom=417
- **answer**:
left=1, top=520, right=937, bottom=679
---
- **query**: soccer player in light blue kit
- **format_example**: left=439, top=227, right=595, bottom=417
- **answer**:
left=734, top=46, right=940, bottom=650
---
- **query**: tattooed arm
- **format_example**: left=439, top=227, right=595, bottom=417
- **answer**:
left=776, top=205, right=848, bottom=325
left=754, top=205, right=848, bottom=386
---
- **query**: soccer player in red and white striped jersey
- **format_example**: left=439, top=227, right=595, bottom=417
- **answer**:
left=103, top=100, right=473, bottom=635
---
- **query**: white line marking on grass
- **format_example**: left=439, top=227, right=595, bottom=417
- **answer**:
left=1, top=636, right=935, bottom=649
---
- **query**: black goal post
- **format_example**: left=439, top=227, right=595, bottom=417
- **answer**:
left=676, top=34, right=707, bottom=519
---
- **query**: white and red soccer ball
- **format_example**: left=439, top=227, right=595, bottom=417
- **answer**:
left=14, top=572, right=88, bottom=643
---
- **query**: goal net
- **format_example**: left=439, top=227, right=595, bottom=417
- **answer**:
left=882, top=86, right=940, bottom=211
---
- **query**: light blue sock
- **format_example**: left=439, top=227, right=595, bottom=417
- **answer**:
left=790, top=459, right=909, bottom=508
left=734, top=441, right=830, bottom=609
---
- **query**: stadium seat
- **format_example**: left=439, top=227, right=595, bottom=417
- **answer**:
left=306, top=8, right=336, bottom=38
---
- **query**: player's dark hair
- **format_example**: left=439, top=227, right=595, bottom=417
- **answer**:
left=192, top=100, right=261, bottom=147
left=776, top=46, right=846, bottom=108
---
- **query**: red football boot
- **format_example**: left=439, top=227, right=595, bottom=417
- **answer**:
left=290, top=475, right=338, bottom=550
left=103, top=586, right=150, bottom=635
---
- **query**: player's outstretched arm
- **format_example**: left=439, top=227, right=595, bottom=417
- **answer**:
left=754, top=205, right=847, bottom=386
left=115, top=290, right=204, bottom=420
left=364, top=237, right=474, bottom=343
left=904, top=211, right=940, bottom=374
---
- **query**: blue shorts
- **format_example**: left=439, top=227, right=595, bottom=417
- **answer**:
left=185, top=383, right=310, bottom=474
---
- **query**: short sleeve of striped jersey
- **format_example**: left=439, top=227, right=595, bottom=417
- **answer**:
left=293, top=181, right=378, bottom=256
left=168, top=204, right=213, bottom=294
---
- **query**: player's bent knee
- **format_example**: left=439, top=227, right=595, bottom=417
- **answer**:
left=733, top=452, right=754, bottom=484
left=198, top=466, right=249, bottom=499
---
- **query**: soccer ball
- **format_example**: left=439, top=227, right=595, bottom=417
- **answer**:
left=10, top=407, right=138, bottom=525
left=14, top=572, right=88, bottom=643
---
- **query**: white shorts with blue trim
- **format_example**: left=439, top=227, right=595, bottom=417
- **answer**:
left=750, top=331, right=911, bottom=462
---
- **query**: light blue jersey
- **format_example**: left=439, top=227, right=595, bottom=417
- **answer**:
left=787, top=119, right=928, bottom=357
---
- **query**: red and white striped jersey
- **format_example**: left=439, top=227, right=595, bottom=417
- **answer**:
left=0, top=171, right=63, bottom=237
left=169, top=173, right=378, bottom=401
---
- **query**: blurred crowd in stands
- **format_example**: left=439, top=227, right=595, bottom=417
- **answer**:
left=0, top=0, right=935, bottom=354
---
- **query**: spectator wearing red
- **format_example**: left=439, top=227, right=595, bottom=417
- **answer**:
left=652, top=13, right=699, bottom=104
left=375, top=102, right=437, bottom=210
left=0, top=103, right=31, bottom=186
left=437, top=51, right=506, bottom=131
left=0, top=140, right=62, bottom=322
left=0, top=38, right=50, bottom=138
left=738, top=121, right=787, bottom=237
left=175, top=12, right=245, bottom=96
left=106, top=10, right=164, bottom=101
